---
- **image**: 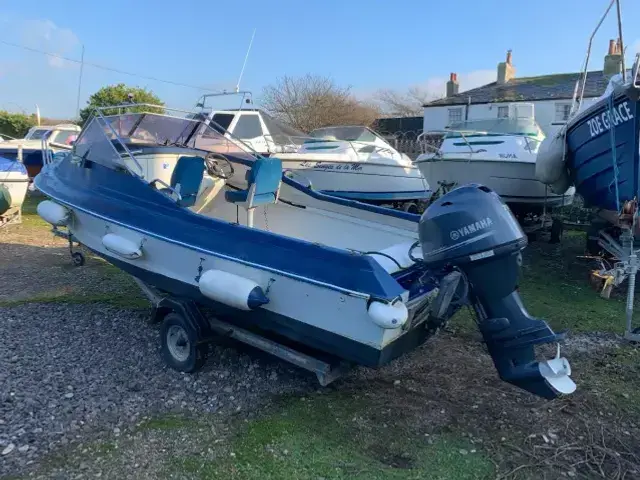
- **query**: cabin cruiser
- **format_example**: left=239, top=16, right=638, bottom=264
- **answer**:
left=34, top=104, right=575, bottom=399
left=0, top=124, right=79, bottom=180
left=0, top=155, right=29, bottom=226
left=193, top=94, right=430, bottom=212
left=415, top=104, right=575, bottom=218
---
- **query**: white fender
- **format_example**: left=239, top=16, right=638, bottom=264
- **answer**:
left=101, top=233, right=143, bottom=259
left=535, top=134, right=572, bottom=192
left=37, top=200, right=69, bottom=226
left=198, top=269, right=269, bottom=311
left=368, top=300, right=408, bottom=329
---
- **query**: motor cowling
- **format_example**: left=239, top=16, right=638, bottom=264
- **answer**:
left=419, top=184, right=576, bottom=399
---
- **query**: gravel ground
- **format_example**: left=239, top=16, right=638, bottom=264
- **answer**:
left=0, top=303, right=309, bottom=478
left=0, top=217, right=310, bottom=478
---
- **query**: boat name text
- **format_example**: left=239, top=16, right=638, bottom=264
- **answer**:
left=498, top=153, right=517, bottom=159
left=300, top=161, right=363, bottom=171
left=450, top=217, right=493, bottom=241
left=587, top=101, right=634, bottom=138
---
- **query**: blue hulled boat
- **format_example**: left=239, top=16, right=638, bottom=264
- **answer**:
left=565, top=79, right=639, bottom=211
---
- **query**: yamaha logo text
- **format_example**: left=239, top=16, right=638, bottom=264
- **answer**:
left=450, top=217, right=493, bottom=241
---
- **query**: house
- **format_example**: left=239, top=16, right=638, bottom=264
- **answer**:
left=422, top=39, right=625, bottom=136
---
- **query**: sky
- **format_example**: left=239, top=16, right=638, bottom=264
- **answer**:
left=0, top=0, right=638, bottom=119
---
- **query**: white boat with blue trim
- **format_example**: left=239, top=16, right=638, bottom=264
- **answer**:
left=34, top=103, right=576, bottom=399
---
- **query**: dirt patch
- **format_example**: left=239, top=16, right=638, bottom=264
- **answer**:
left=337, top=334, right=640, bottom=479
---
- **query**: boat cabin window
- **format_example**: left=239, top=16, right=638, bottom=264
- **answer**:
left=309, top=126, right=377, bottom=143
left=233, top=115, right=263, bottom=139
left=25, top=128, right=52, bottom=140
left=52, top=130, right=78, bottom=145
left=210, top=113, right=235, bottom=134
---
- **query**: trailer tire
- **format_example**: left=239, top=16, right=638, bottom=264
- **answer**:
left=160, top=312, right=207, bottom=373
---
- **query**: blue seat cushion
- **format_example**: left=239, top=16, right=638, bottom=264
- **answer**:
left=171, top=156, right=205, bottom=208
left=225, top=189, right=249, bottom=203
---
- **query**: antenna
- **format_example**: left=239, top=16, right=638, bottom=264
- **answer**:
left=235, top=29, right=256, bottom=93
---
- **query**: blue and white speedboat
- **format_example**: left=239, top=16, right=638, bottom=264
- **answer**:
left=34, top=104, right=575, bottom=399
left=0, top=124, right=79, bottom=181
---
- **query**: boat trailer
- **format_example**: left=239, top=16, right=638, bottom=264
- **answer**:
left=130, top=276, right=353, bottom=385
left=587, top=202, right=640, bottom=341
left=53, top=223, right=353, bottom=383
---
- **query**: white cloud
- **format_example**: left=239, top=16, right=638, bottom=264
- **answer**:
left=19, top=19, right=79, bottom=68
left=419, top=69, right=496, bottom=99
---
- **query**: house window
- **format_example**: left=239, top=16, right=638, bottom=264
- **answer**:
left=448, top=108, right=462, bottom=124
left=555, top=103, right=572, bottom=122
left=497, top=106, right=509, bottom=118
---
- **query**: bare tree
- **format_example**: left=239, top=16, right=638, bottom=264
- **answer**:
left=374, top=86, right=435, bottom=117
left=260, top=74, right=380, bottom=132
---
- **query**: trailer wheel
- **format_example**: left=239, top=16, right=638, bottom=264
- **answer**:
left=71, top=251, right=85, bottom=267
left=549, top=219, right=563, bottom=244
left=160, top=312, right=207, bottom=373
left=403, top=202, right=419, bottom=214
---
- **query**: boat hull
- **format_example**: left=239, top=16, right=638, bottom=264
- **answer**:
left=565, top=88, right=640, bottom=211
left=275, top=154, right=430, bottom=202
left=0, top=158, right=29, bottom=208
left=34, top=158, right=442, bottom=368
left=416, top=157, right=574, bottom=214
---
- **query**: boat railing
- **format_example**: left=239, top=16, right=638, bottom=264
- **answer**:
left=570, top=0, right=630, bottom=117
left=416, top=129, right=541, bottom=159
left=39, top=130, right=73, bottom=166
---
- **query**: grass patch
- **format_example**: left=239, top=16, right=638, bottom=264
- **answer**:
left=138, top=415, right=198, bottom=431
left=166, top=394, right=494, bottom=480
left=0, top=287, right=149, bottom=308
left=519, top=231, right=629, bottom=333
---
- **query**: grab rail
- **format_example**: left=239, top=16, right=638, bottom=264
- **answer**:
left=570, top=0, right=627, bottom=116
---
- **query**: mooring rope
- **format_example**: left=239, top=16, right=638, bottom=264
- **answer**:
left=607, top=92, right=621, bottom=213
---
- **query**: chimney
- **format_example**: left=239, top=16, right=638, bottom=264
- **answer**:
left=497, top=50, right=515, bottom=85
left=603, top=38, right=623, bottom=76
left=446, top=72, right=459, bottom=97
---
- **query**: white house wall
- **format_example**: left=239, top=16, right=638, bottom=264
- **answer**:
left=423, top=97, right=599, bottom=137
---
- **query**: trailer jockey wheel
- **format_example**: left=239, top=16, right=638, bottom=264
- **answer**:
left=160, top=312, right=207, bottom=373
left=71, top=252, right=85, bottom=267
left=549, top=219, right=563, bottom=244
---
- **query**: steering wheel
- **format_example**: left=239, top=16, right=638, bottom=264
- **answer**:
left=205, top=153, right=235, bottom=180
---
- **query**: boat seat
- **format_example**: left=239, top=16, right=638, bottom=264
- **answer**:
left=225, top=157, right=282, bottom=208
left=170, top=156, right=205, bottom=208
left=225, top=157, right=282, bottom=228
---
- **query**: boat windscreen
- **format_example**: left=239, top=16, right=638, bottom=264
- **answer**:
left=446, top=118, right=542, bottom=138
left=73, top=112, right=258, bottom=172
left=309, top=126, right=378, bottom=143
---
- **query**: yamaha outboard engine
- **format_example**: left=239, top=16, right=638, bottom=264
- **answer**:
left=419, top=184, right=575, bottom=399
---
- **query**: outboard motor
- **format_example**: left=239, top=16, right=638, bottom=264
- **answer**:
left=419, top=184, right=575, bottom=399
